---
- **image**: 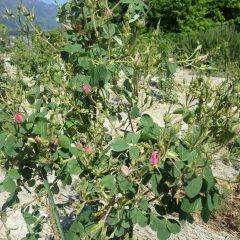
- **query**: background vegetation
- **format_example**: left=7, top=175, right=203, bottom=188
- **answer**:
left=147, top=0, right=240, bottom=32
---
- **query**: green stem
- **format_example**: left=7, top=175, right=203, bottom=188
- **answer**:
left=41, top=168, right=65, bottom=240
left=128, top=225, right=134, bottom=240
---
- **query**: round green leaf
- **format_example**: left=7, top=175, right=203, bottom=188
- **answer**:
left=204, top=166, right=214, bottom=192
left=201, top=205, right=211, bottom=223
left=139, top=198, right=148, bottom=211
left=140, top=114, right=154, bottom=127
left=184, top=177, right=203, bottom=198
left=92, top=64, right=111, bottom=87
left=69, top=147, right=80, bottom=157
left=181, top=197, right=203, bottom=213
left=136, top=211, right=148, bottom=228
left=102, top=175, right=115, bottom=190
left=150, top=215, right=166, bottom=232
left=107, top=216, right=119, bottom=226
left=64, top=231, right=77, bottom=240
left=0, top=132, right=8, bottom=150
left=63, top=43, right=84, bottom=53
left=70, top=221, right=84, bottom=233
left=117, top=175, right=133, bottom=192
left=166, top=61, right=177, bottom=76
left=166, top=219, right=181, bottom=234
left=207, top=194, right=214, bottom=211
left=4, top=135, right=18, bottom=157
left=115, top=226, right=125, bottom=237
left=131, top=105, right=140, bottom=119
left=103, top=23, right=116, bottom=38
left=130, top=208, right=138, bottom=224
left=67, top=159, right=83, bottom=175
left=3, top=177, right=16, bottom=193
left=126, top=132, right=140, bottom=144
left=23, top=212, right=37, bottom=224
left=157, top=226, right=171, bottom=240
left=8, top=169, right=21, bottom=180
left=151, top=173, right=162, bottom=196
left=111, top=138, right=128, bottom=152
left=212, top=192, right=220, bottom=208
left=129, top=146, right=140, bottom=160
left=59, top=135, right=71, bottom=149
left=121, top=219, right=131, bottom=229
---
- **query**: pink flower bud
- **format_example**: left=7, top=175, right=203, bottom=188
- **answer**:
left=85, top=144, right=91, bottom=154
left=82, top=84, right=91, bottom=94
left=121, top=165, right=129, bottom=176
left=14, top=112, right=23, bottom=124
left=150, top=151, right=159, bottom=165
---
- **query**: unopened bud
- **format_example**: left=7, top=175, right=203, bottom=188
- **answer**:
left=134, top=52, right=141, bottom=67
left=172, top=123, right=181, bottom=134
left=82, top=84, right=91, bottom=94
left=164, top=113, right=171, bottom=125
left=5, top=8, right=13, bottom=17
left=135, top=19, right=145, bottom=28
left=14, top=112, right=23, bottom=124
left=85, top=144, right=91, bottom=154
left=22, top=6, right=30, bottom=17
left=121, top=165, right=129, bottom=176
left=150, top=151, right=159, bottom=166
left=30, top=13, right=35, bottom=21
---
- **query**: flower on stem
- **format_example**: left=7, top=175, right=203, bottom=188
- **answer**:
left=121, top=165, right=129, bottom=176
left=82, top=84, right=91, bottom=94
left=14, top=112, right=23, bottom=124
left=85, top=144, right=91, bottom=154
left=150, top=151, right=159, bottom=166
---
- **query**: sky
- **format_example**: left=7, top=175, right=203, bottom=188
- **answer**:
left=42, top=0, right=67, bottom=4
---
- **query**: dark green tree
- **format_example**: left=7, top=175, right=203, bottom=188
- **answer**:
left=147, top=0, right=240, bottom=32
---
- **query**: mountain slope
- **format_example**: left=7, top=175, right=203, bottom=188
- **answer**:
left=0, top=0, right=60, bottom=32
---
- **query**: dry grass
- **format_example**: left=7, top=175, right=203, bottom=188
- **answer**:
left=208, top=183, right=240, bottom=237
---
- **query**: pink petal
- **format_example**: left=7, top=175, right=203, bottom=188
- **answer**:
left=82, top=84, right=91, bottom=94
left=14, top=112, right=23, bottom=124
left=85, top=144, right=91, bottom=154
left=150, top=151, right=159, bottom=165
left=121, top=165, right=129, bottom=176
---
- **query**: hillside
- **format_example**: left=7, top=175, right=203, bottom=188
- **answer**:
left=0, top=0, right=60, bottom=32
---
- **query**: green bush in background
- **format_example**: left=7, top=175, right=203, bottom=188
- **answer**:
left=167, top=25, right=240, bottom=71
left=148, top=0, right=240, bottom=32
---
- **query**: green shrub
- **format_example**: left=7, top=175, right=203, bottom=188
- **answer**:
left=148, top=0, right=240, bottom=32
left=168, top=25, right=240, bottom=71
